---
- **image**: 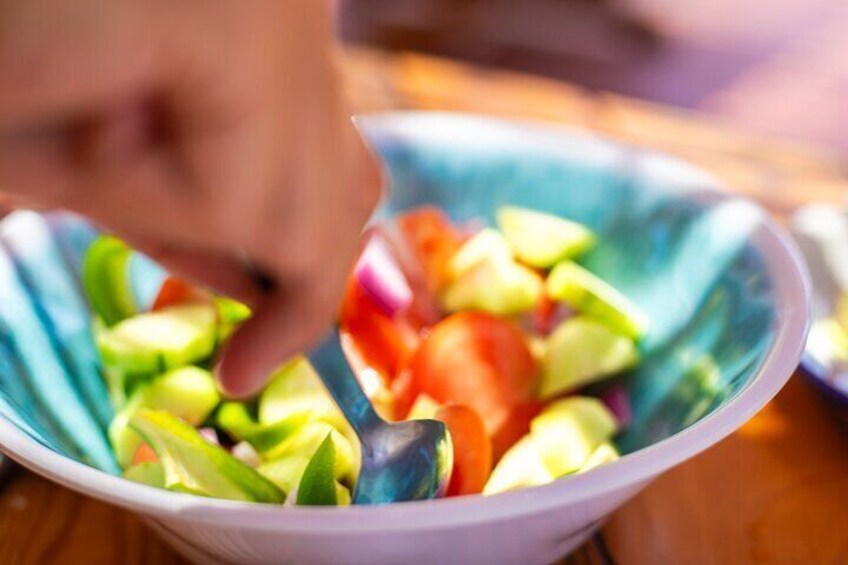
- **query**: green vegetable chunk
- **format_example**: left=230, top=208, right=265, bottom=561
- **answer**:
left=484, top=397, right=618, bottom=495
left=578, top=442, right=620, bottom=473
left=259, top=357, right=345, bottom=427
left=217, top=402, right=309, bottom=454
left=483, top=436, right=553, bottom=495
left=83, top=236, right=137, bottom=326
left=110, top=366, right=220, bottom=468
left=529, top=397, right=617, bottom=477
left=541, top=317, right=639, bottom=398
left=442, top=258, right=543, bottom=315
left=258, top=455, right=312, bottom=495
left=296, top=434, right=339, bottom=506
left=264, top=421, right=356, bottom=482
left=129, top=409, right=284, bottom=503
left=124, top=461, right=165, bottom=488
left=214, top=296, right=252, bottom=342
left=497, top=206, right=596, bottom=268
left=259, top=356, right=358, bottom=456
left=546, top=261, right=647, bottom=338
left=97, top=304, right=217, bottom=374
left=448, top=228, right=513, bottom=278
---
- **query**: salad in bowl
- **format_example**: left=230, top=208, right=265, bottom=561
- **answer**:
left=0, top=113, right=809, bottom=564
left=87, top=203, right=642, bottom=505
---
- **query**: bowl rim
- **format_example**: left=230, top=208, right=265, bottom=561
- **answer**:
left=0, top=111, right=811, bottom=533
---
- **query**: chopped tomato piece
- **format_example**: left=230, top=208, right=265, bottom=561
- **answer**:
left=492, top=401, right=544, bottom=461
left=408, top=312, right=539, bottom=459
left=436, top=404, right=492, bottom=496
left=396, top=207, right=465, bottom=293
left=533, top=293, right=558, bottom=335
left=152, top=276, right=208, bottom=311
left=340, top=280, right=418, bottom=379
left=131, top=442, right=159, bottom=465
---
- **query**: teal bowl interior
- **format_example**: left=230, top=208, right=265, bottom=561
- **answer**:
left=0, top=113, right=776, bottom=477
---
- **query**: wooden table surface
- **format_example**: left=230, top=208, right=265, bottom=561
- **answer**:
left=2, top=48, right=848, bottom=564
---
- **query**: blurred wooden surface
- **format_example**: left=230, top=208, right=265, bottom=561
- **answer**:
left=343, top=0, right=848, bottom=149
left=2, top=48, right=848, bottom=564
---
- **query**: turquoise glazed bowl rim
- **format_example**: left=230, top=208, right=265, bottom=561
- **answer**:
left=0, top=112, right=810, bottom=533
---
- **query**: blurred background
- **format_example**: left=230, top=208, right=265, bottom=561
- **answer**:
left=342, top=0, right=848, bottom=150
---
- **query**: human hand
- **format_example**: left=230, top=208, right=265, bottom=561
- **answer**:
left=0, top=0, right=382, bottom=397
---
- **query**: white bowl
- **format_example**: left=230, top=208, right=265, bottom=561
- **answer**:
left=0, top=113, right=810, bottom=564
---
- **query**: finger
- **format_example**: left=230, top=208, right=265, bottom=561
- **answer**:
left=0, top=127, right=75, bottom=206
left=215, top=281, right=337, bottom=399
left=0, top=2, right=178, bottom=211
left=0, top=0, right=163, bottom=130
left=0, top=100, right=152, bottom=209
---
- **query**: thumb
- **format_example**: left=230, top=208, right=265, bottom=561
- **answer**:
left=215, top=283, right=338, bottom=399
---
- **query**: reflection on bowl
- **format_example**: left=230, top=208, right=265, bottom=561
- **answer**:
left=0, top=113, right=809, bottom=564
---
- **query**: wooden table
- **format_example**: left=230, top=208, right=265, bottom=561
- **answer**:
left=2, top=48, right=848, bottom=564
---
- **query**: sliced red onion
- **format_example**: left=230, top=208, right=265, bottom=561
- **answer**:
left=198, top=427, right=220, bottom=446
left=354, top=234, right=413, bottom=318
left=459, top=218, right=487, bottom=238
left=379, top=223, right=442, bottom=325
left=601, top=385, right=632, bottom=430
left=283, top=488, right=298, bottom=507
left=231, top=441, right=262, bottom=468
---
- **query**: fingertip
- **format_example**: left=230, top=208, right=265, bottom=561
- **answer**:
left=214, top=328, right=283, bottom=401
left=214, top=358, right=264, bottom=400
left=214, top=291, right=331, bottom=400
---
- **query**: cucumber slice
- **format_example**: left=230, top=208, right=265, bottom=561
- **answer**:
left=141, top=366, right=220, bottom=421
left=407, top=394, right=441, bottom=420
left=259, top=356, right=347, bottom=431
left=484, top=398, right=617, bottom=494
left=109, top=366, right=220, bottom=468
left=578, top=442, right=620, bottom=473
left=110, top=405, right=147, bottom=468
left=529, top=397, right=617, bottom=477
left=259, top=357, right=360, bottom=480
left=124, top=461, right=165, bottom=487
left=97, top=304, right=217, bottom=374
left=215, top=296, right=251, bottom=342
left=264, top=421, right=356, bottom=484
left=217, top=402, right=309, bottom=454
left=443, top=258, right=543, bottom=316
left=258, top=455, right=311, bottom=495
left=83, top=236, right=137, bottom=326
left=103, top=365, right=130, bottom=409
left=129, top=409, right=284, bottom=503
left=256, top=421, right=358, bottom=496
left=541, top=317, right=638, bottom=398
left=497, top=206, right=596, bottom=268
left=449, top=228, right=513, bottom=278
left=103, top=365, right=155, bottom=412
left=483, top=436, right=553, bottom=495
left=215, top=296, right=251, bottom=325
left=546, top=262, right=647, bottom=338
left=296, top=434, right=338, bottom=506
